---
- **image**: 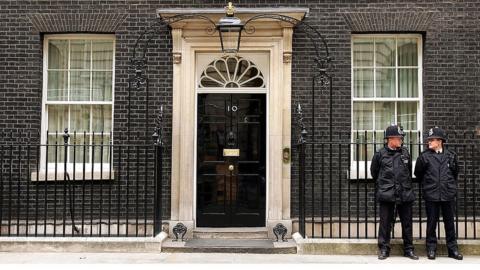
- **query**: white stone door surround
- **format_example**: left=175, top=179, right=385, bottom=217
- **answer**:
left=157, top=7, right=308, bottom=239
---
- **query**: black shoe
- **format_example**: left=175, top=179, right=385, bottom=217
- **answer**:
left=427, top=250, right=436, bottom=260
left=378, top=250, right=389, bottom=260
left=448, top=250, right=463, bottom=260
left=404, top=250, right=419, bottom=260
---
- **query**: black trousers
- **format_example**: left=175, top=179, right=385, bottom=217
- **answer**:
left=425, top=200, right=458, bottom=252
left=378, top=201, right=414, bottom=252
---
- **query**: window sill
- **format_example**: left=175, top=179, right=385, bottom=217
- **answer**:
left=31, top=170, right=115, bottom=182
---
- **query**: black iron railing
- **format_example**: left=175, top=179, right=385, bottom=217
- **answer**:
left=0, top=130, right=164, bottom=237
left=296, top=131, right=480, bottom=240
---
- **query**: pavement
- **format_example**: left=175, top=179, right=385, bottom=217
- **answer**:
left=0, top=252, right=479, bottom=264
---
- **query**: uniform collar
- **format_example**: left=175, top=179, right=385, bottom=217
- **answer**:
left=429, top=148, right=443, bottom=154
left=385, top=146, right=401, bottom=152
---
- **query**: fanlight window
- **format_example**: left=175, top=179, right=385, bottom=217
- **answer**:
left=199, top=56, right=265, bottom=88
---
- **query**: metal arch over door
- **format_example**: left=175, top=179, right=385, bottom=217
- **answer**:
left=196, top=93, right=266, bottom=227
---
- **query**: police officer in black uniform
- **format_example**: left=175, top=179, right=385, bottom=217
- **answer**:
left=371, top=124, right=418, bottom=260
left=414, top=127, right=463, bottom=260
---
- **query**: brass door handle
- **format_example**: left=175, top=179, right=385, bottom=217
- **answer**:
left=228, top=165, right=234, bottom=171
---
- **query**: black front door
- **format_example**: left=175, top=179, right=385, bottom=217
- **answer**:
left=196, top=93, right=266, bottom=227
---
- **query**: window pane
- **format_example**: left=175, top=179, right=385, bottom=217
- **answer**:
left=398, top=38, right=418, bottom=66
left=92, top=40, right=113, bottom=70
left=70, top=71, right=90, bottom=101
left=47, top=135, right=66, bottom=163
left=69, top=134, right=90, bottom=164
left=376, top=68, right=395, bottom=97
left=398, top=102, right=418, bottom=130
left=353, top=102, right=373, bottom=130
left=70, top=40, right=91, bottom=70
left=353, top=38, right=374, bottom=67
left=353, top=69, right=374, bottom=97
left=48, top=105, right=68, bottom=132
left=375, top=102, right=395, bottom=130
left=92, top=135, right=111, bottom=164
left=47, top=71, right=67, bottom=101
left=92, top=105, right=112, bottom=133
left=353, top=131, right=374, bottom=162
left=71, top=105, right=90, bottom=132
left=374, top=131, right=385, bottom=145
left=375, top=38, right=395, bottom=67
left=48, top=40, right=68, bottom=69
left=402, top=131, right=420, bottom=160
left=92, top=71, right=112, bottom=101
left=398, top=68, right=418, bottom=97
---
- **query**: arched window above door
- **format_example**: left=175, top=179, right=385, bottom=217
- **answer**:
left=199, top=56, right=265, bottom=88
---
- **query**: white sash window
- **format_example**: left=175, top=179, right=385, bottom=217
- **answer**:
left=40, top=34, right=115, bottom=177
left=351, top=34, right=423, bottom=178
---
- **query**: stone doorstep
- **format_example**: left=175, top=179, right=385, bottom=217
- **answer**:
left=193, top=227, right=269, bottom=239
left=161, top=238, right=297, bottom=254
left=0, top=232, right=169, bottom=253
left=292, top=232, right=480, bottom=256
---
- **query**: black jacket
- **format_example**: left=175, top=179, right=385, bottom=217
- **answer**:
left=371, top=146, right=415, bottom=203
left=414, top=148, right=459, bottom=202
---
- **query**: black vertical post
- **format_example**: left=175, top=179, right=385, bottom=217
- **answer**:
left=17, top=139, right=22, bottom=236
left=320, top=142, right=324, bottom=238
left=418, top=132, right=422, bottom=239
left=44, top=131, right=49, bottom=236
left=0, top=143, right=3, bottom=237
left=62, top=128, right=69, bottom=237
left=473, top=138, right=477, bottom=239
left=299, top=140, right=306, bottom=238
left=71, top=131, right=77, bottom=236
left=153, top=141, right=163, bottom=236
left=329, top=76, right=333, bottom=142
left=297, top=104, right=307, bottom=238
left=108, top=131, right=113, bottom=237
left=153, top=106, right=164, bottom=237
left=26, top=133, right=31, bottom=236
left=311, top=76, right=315, bottom=238
left=35, top=132, right=40, bottom=236
left=99, top=131, right=104, bottom=236
left=135, top=140, right=140, bottom=237
left=53, top=131, right=58, bottom=237
left=338, top=132, right=342, bottom=238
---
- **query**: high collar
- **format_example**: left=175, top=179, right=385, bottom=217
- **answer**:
left=385, top=146, right=401, bottom=152
left=428, top=148, right=444, bottom=154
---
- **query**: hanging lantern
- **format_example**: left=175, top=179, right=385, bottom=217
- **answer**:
left=216, top=2, right=244, bottom=53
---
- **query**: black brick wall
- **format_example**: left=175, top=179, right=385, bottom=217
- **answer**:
left=0, top=1, right=479, bottom=226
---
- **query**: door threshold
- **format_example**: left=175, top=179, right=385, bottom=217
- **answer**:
left=193, top=227, right=267, bottom=233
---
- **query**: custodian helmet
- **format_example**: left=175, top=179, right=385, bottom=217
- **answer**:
left=427, top=126, right=447, bottom=142
left=384, top=124, right=405, bottom=139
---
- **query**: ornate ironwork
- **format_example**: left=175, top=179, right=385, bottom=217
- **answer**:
left=243, top=13, right=330, bottom=68
left=152, top=105, right=164, bottom=146
left=241, top=12, right=334, bottom=144
left=296, top=104, right=307, bottom=144
left=128, top=15, right=217, bottom=143
left=273, top=223, right=288, bottom=242
left=172, top=222, right=187, bottom=241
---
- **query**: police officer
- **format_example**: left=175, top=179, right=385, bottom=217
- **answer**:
left=414, top=127, right=463, bottom=260
left=371, top=124, right=418, bottom=260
